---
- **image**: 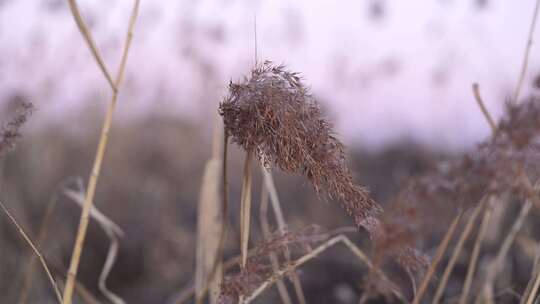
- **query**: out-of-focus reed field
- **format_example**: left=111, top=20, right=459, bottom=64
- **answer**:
left=3, top=1, right=540, bottom=304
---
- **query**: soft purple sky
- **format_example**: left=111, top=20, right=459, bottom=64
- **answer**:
left=1, top=0, right=539, bottom=151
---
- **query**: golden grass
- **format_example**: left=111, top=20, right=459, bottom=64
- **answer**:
left=62, top=1, right=140, bottom=303
left=195, top=118, right=224, bottom=304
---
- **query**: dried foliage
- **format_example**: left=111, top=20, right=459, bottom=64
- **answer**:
left=217, top=225, right=329, bottom=303
left=0, top=101, right=34, bottom=156
left=374, top=97, right=540, bottom=274
left=219, top=61, right=382, bottom=231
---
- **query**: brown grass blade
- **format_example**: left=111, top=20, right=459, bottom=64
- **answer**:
left=66, top=0, right=116, bottom=91
left=238, top=150, right=254, bottom=304
left=240, top=150, right=254, bottom=270
left=195, top=119, right=223, bottom=304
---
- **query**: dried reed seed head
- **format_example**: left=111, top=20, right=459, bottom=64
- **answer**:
left=218, top=225, right=329, bottom=303
left=0, top=101, right=34, bottom=156
left=497, top=97, right=540, bottom=149
left=372, top=96, right=540, bottom=274
left=219, top=61, right=382, bottom=230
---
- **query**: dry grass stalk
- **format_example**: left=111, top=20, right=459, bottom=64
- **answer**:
left=526, top=277, right=540, bottom=304
left=519, top=177, right=540, bottom=303
left=259, top=184, right=293, bottom=304
left=522, top=243, right=540, bottom=304
left=513, top=0, right=540, bottom=104
left=18, top=184, right=61, bottom=304
left=241, top=234, right=403, bottom=303
left=0, top=199, right=62, bottom=303
left=66, top=0, right=115, bottom=91
left=240, top=150, right=254, bottom=271
left=412, top=211, right=462, bottom=304
left=262, top=169, right=306, bottom=304
left=339, top=237, right=407, bottom=303
left=193, top=130, right=232, bottom=304
left=459, top=197, right=494, bottom=304
left=56, top=277, right=102, bottom=304
left=175, top=226, right=372, bottom=304
left=242, top=234, right=345, bottom=303
left=433, top=201, right=484, bottom=304
left=62, top=1, right=140, bottom=303
left=238, top=150, right=254, bottom=304
left=195, top=118, right=224, bottom=304
left=479, top=198, right=534, bottom=302
left=64, top=187, right=125, bottom=304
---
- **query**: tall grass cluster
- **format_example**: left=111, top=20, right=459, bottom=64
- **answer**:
left=2, top=1, right=540, bottom=304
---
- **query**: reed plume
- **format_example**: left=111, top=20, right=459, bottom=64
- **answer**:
left=219, top=61, right=382, bottom=231
left=0, top=101, right=34, bottom=156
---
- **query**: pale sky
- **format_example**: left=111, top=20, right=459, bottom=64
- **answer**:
left=0, top=0, right=539, bottom=151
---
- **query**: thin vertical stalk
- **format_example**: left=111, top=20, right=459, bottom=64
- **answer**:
left=238, top=150, right=254, bottom=304
left=413, top=211, right=462, bottom=304
left=0, top=200, right=62, bottom=303
left=240, top=151, right=254, bottom=270
left=459, top=199, right=493, bottom=304
left=433, top=202, right=484, bottom=304
left=62, top=1, right=140, bottom=303
left=259, top=183, right=293, bottom=304
left=513, top=0, right=540, bottom=104
left=263, top=170, right=306, bottom=304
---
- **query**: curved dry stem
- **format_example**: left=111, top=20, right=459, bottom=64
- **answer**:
left=98, top=231, right=123, bottom=304
left=0, top=200, right=62, bottom=303
left=413, top=211, right=462, bottom=304
left=62, top=1, right=140, bottom=303
left=472, top=83, right=497, bottom=134
left=64, top=188, right=125, bottom=304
